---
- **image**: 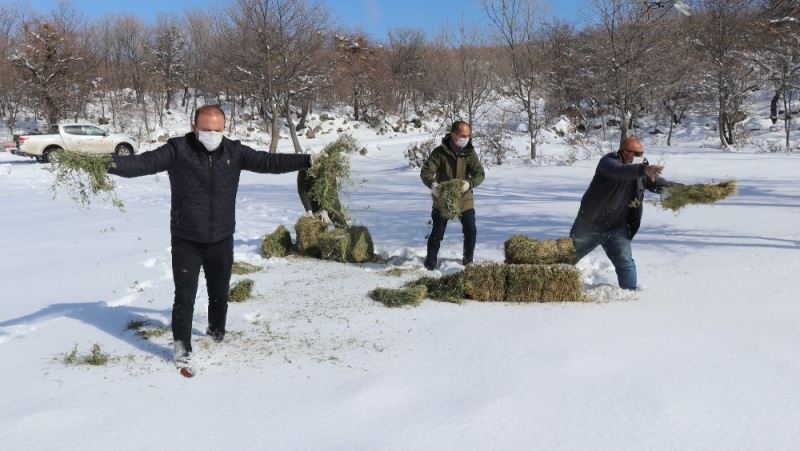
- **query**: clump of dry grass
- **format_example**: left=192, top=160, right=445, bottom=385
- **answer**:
left=660, top=180, right=737, bottom=212
left=261, top=225, right=294, bottom=258
left=433, top=179, right=464, bottom=219
left=229, top=279, right=255, bottom=302
left=369, top=285, right=428, bottom=307
left=125, top=319, right=168, bottom=340
left=504, top=235, right=576, bottom=265
left=48, top=150, right=123, bottom=210
left=232, top=261, right=264, bottom=275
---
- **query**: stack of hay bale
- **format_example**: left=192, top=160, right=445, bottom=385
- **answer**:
left=460, top=235, right=583, bottom=303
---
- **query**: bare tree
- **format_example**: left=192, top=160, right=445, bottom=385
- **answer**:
left=482, top=0, right=546, bottom=159
left=0, top=4, right=23, bottom=134
left=388, top=28, right=430, bottom=118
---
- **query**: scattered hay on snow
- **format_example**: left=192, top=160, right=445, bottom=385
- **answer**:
left=229, top=279, right=255, bottom=303
left=660, top=180, right=737, bottom=212
left=504, top=235, right=576, bottom=265
left=406, top=273, right=466, bottom=303
left=369, top=285, right=427, bottom=307
left=232, top=261, right=264, bottom=275
left=261, top=225, right=294, bottom=258
left=433, top=179, right=464, bottom=219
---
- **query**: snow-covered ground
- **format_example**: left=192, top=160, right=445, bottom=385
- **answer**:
left=1, top=107, right=800, bottom=450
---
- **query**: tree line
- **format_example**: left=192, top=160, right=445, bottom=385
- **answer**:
left=0, top=0, right=797, bottom=155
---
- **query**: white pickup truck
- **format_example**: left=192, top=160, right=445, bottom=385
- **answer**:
left=13, top=124, right=139, bottom=162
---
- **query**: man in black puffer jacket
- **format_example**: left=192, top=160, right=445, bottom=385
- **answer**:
left=110, top=105, right=313, bottom=370
left=570, top=137, right=679, bottom=291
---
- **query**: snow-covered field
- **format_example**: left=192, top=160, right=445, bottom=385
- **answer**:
left=2, top=110, right=800, bottom=450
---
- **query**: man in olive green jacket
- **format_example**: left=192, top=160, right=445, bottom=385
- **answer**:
left=420, top=121, right=486, bottom=270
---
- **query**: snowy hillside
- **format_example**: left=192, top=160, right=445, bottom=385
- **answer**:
left=1, top=100, right=800, bottom=450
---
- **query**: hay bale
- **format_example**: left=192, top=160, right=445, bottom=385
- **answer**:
left=506, top=264, right=584, bottom=303
left=369, top=285, right=427, bottom=307
left=433, top=179, right=464, bottom=219
left=232, top=261, right=263, bottom=274
left=504, top=235, right=576, bottom=265
left=660, top=180, right=737, bottom=212
left=463, top=263, right=508, bottom=302
left=49, top=150, right=123, bottom=210
left=229, top=279, right=255, bottom=302
left=317, top=225, right=375, bottom=263
left=407, top=273, right=465, bottom=303
left=261, top=225, right=293, bottom=258
left=295, top=216, right=327, bottom=257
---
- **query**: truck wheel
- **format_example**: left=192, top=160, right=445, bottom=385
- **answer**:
left=115, top=144, right=133, bottom=156
left=43, top=147, right=62, bottom=163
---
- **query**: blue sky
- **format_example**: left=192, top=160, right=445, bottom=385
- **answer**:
left=24, top=0, right=586, bottom=39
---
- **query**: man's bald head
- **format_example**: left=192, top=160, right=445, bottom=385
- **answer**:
left=619, top=137, right=644, bottom=164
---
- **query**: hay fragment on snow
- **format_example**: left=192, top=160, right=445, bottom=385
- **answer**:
left=369, top=285, right=428, bottom=307
left=295, top=216, right=327, bottom=257
left=463, top=263, right=508, bottom=302
left=433, top=179, right=464, bottom=219
left=317, top=226, right=375, bottom=263
left=660, top=180, right=737, bottom=212
left=504, top=235, right=576, bottom=265
left=261, top=225, right=294, bottom=258
left=506, top=264, right=585, bottom=303
left=48, top=150, right=123, bottom=210
left=232, top=261, right=263, bottom=275
left=229, top=279, right=255, bottom=302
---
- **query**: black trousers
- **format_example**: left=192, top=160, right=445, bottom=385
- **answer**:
left=171, top=235, right=233, bottom=353
left=425, top=208, right=476, bottom=268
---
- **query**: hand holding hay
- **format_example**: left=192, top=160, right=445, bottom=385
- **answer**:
left=660, top=180, right=736, bottom=212
left=48, top=150, right=124, bottom=211
left=433, top=179, right=465, bottom=219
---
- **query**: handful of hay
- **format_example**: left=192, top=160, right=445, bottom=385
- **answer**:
left=504, top=235, right=576, bottom=265
left=308, top=134, right=355, bottom=219
left=48, top=150, right=123, bottom=210
left=317, top=226, right=375, bottom=263
left=229, top=279, right=255, bottom=302
left=433, top=179, right=464, bottom=219
left=261, top=225, right=294, bottom=258
left=660, top=180, right=737, bottom=212
left=369, top=285, right=427, bottom=307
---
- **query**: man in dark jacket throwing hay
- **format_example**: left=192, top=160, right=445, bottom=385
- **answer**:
left=571, top=137, right=678, bottom=290
left=420, top=121, right=486, bottom=270
left=109, top=105, right=314, bottom=372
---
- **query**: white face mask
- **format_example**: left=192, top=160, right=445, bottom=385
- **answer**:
left=454, top=137, right=470, bottom=148
left=196, top=130, right=223, bottom=152
left=631, top=156, right=644, bottom=165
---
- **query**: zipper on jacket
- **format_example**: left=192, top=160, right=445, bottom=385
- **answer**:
left=208, top=154, right=214, bottom=241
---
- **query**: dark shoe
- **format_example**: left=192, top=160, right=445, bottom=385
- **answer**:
left=424, top=262, right=436, bottom=271
left=206, top=328, right=224, bottom=343
left=461, top=257, right=473, bottom=266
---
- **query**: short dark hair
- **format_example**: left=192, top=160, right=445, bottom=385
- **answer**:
left=450, top=121, right=470, bottom=134
left=194, top=104, right=225, bottom=125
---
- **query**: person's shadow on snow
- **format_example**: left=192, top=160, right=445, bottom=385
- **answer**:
left=0, top=302, right=203, bottom=362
